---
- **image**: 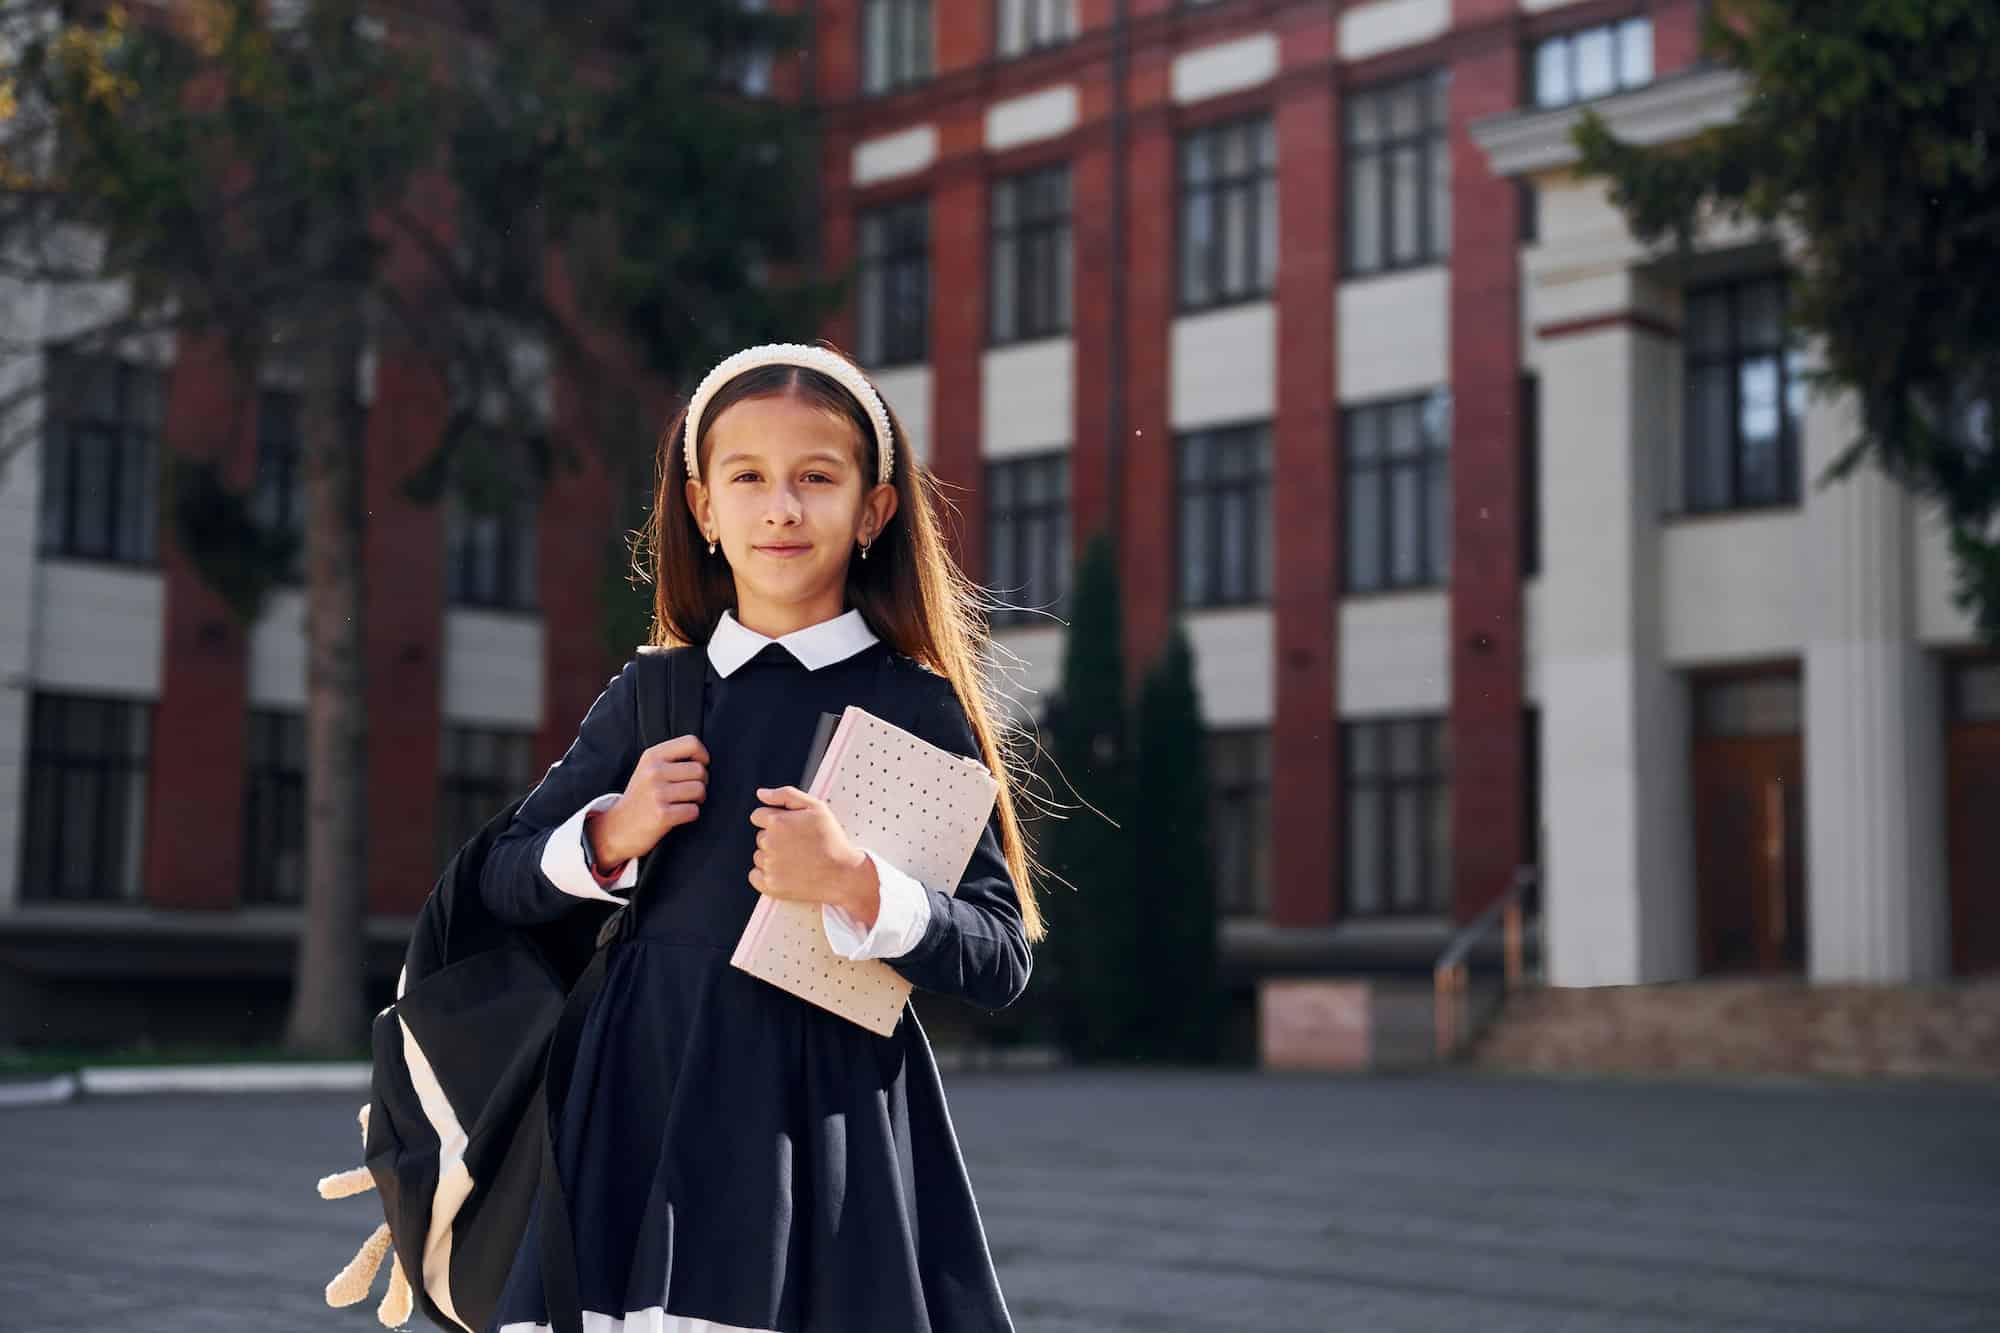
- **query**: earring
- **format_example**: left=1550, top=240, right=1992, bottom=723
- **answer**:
left=707, top=537, right=717, bottom=556
left=860, top=539, right=870, bottom=561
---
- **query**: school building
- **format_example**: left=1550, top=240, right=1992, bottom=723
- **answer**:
left=1, top=0, right=1995, bottom=1051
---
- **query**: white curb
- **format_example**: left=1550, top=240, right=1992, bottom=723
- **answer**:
left=0, top=1074, right=79, bottom=1107
left=77, top=1062, right=371, bottom=1095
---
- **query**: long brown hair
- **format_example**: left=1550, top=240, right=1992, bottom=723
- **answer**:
left=638, top=344, right=1046, bottom=945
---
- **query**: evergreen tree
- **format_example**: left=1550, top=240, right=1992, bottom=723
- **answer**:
left=1038, top=531, right=1143, bottom=1061
left=1573, top=0, right=2000, bottom=643
left=1132, top=621, right=1222, bottom=1064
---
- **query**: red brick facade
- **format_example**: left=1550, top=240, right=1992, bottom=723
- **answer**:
left=804, top=0, right=1715, bottom=931
left=134, top=0, right=1715, bottom=930
left=1270, top=10, right=1340, bottom=927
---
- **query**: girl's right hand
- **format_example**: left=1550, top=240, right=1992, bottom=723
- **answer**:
left=592, top=735, right=710, bottom=865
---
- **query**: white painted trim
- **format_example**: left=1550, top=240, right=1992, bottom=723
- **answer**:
left=1336, top=269, right=1450, bottom=405
left=1338, top=592, right=1450, bottom=717
left=851, top=125, right=938, bottom=187
left=30, top=561, right=165, bottom=698
left=1171, top=303, right=1276, bottom=432
left=1186, top=607, right=1276, bottom=727
left=870, top=365, right=932, bottom=468
left=1339, top=0, right=1450, bottom=63
left=1472, top=69, right=1746, bottom=178
left=985, top=85, right=1079, bottom=152
left=982, top=338, right=1072, bottom=458
left=442, top=608, right=545, bottom=729
left=1170, top=32, right=1279, bottom=106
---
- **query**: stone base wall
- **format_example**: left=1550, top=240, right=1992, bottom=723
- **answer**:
left=1477, top=979, right=2000, bottom=1079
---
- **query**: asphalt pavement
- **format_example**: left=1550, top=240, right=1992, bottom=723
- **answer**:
left=2, top=1069, right=1995, bottom=1332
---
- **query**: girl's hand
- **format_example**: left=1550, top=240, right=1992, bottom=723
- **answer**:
left=747, top=786, right=873, bottom=910
left=594, top=734, right=710, bottom=865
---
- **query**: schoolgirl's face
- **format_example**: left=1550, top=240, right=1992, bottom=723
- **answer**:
left=685, top=393, right=898, bottom=634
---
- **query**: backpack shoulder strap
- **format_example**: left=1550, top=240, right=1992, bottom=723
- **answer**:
left=632, top=644, right=704, bottom=752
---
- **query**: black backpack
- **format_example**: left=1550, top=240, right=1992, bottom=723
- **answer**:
left=316, top=645, right=702, bottom=1333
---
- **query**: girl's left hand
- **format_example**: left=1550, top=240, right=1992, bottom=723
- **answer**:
left=748, top=787, right=870, bottom=907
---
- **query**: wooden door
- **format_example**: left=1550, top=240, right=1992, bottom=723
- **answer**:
left=1948, top=661, right=2000, bottom=976
left=1693, top=733, right=1806, bottom=975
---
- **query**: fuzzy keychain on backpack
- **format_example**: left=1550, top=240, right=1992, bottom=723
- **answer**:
left=317, top=1102, right=415, bottom=1328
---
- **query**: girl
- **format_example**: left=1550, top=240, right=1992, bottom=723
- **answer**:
left=480, top=342, right=1046, bottom=1333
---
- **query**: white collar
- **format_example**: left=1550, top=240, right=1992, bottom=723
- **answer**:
left=707, top=608, right=879, bottom=678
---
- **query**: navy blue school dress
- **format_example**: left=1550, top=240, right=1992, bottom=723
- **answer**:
left=479, top=608, right=1031, bottom=1333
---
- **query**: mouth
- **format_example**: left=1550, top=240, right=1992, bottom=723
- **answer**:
left=754, top=543, right=812, bottom=558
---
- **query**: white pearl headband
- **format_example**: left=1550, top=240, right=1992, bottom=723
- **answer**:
left=683, top=343, right=895, bottom=488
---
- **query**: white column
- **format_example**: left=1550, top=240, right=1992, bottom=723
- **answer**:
left=0, top=276, right=52, bottom=913
left=1536, top=271, right=1695, bottom=986
left=1801, top=387, right=1949, bottom=981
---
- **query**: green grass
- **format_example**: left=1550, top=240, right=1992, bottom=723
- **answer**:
left=0, top=1042, right=370, bottom=1078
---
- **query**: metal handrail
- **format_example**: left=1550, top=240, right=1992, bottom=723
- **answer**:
left=1434, top=865, right=1540, bottom=1061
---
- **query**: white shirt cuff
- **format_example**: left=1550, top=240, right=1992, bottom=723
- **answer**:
left=821, top=849, right=933, bottom=961
left=538, top=794, right=638, bottom=904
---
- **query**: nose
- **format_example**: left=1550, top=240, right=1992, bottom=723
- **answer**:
left=762, top=482, right=803, bottom=526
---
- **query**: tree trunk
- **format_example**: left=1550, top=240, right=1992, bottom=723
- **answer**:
left=283, top=282, right=373, bottom=1054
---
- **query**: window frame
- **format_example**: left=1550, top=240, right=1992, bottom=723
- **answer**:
left=37, top=351, right=165, bottom=567
left=1341, top=389, right=1454, bottom=595
left=985, top=448, right=1072, bottom=628
left=860, top=0, right=933, bottom=97
left=444, top=433, right=544, bottom=613
left=20, top=692, right=153, bottom=904
left=1680, top=273, right=1803, bottom=516
left=253, top=388, right=306, bottom=585
left=856, top=196, right=931, bottom=368
left=1520, top=373, right=1540, bottom=577
left=1175, top=113, right=1278, bottom=313
left=994, top=0, right=1076, bottom=60
left=1174, top=420, right=1275, bottom=609
left=1208, top=728, right=1273, bottom=919
left=438, top=724, right=540, bottom=871
left=243, top=709, right=306, bottom=905
left=1342, top=70, right=1452, bottom=278
left=1340, top=714, right=1453, bottom=919
left=989, top=163, right=1074, bottom=346
left=1529, top=15, right=1654, bottom=110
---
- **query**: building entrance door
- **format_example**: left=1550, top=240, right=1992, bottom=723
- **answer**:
left=1692, top=675, right=1806, bottom=974
left=1947, top=659, right=2000, bottom=976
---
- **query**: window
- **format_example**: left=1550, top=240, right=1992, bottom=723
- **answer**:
left=1952, top=659, right=2000, bottom=724
left=1209, top=730, right=1272, bottom=918
left=446, top=435, right=541, bottom=610
left=1345, top=71, right=1451, bottom=276
left=1532, top=17, right=1652, bottom=109
left=243, top=710, right=305, bottom=905
left=1521, top=374, right=1540, bottom=577
left=985, top=451, right=1070, bottom=626
left=996, top=0, right=1074, bottom=58
left=990, top=165, right=1072, bottom=344
left=20, top=693, right=151, bottom=903
left=439, top=725, right=539, bottom=870
left=38, top=352, right=165, bottom=564
left=862, top=0, right=931, bottom=95
left=734, top=0, right=775, bottom=96
left=1684, top=275, right=1802, bottom=514
left=1176, top=423, right=1273, bottom=608
left=856, top=198, right=930, bottom=367
left=1344, top=390, right=1452, bottom=593
left=1342, top=716, right=1451, bottom=917
left=253, top=389, right=304, bottom=583
left=1178, top=115, right=1277, bottom=310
